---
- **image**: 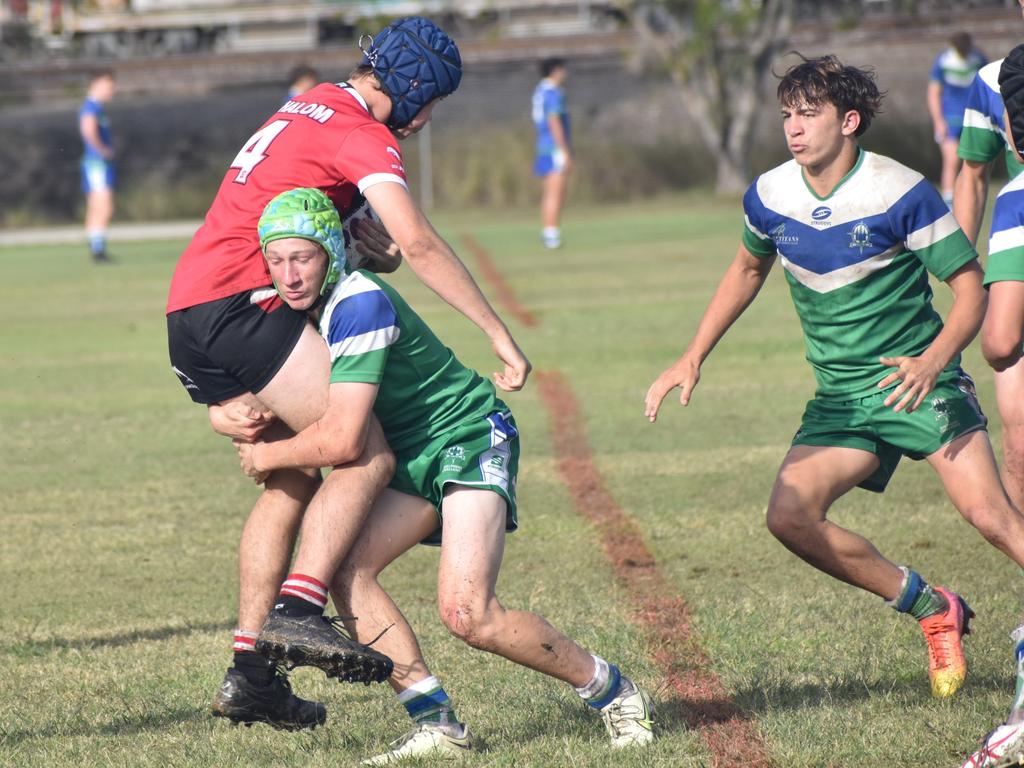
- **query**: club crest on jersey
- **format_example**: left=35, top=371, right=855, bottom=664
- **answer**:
left=848, top=221, right=873, bottom=254
left=770, top=223, right=799, bottom=246
left=810, top=206, right=832, bottom=227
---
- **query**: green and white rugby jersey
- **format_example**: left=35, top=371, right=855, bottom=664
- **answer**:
left=958, top=59, right=1024, bottom=181
left=742, top=150, right=978, bottom=398
left=319, top=269, right=502, bottom=452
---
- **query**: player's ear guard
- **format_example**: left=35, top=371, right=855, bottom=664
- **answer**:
left=359, top=16, right=462, bottom=130
left=1000, top=44, right=1024, bottom=163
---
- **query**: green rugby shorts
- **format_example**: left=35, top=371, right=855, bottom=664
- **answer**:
left=791, top=371, right=988, bottom=492
left=390, top=410, right=519, bottom=545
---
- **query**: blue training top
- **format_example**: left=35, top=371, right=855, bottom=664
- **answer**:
left=531, top=78, right=569, bottom=156
left=79, top=97, right=112, bottom=161
left=930, top=47, right=987, bottom=127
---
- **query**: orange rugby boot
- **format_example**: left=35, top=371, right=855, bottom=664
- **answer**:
left=918, top=586, right=974, bottom=698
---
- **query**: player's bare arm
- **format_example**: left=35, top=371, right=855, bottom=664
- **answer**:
left=952, top=159, right=991, bottom=244
left=644, top=244, right=774, bottom=422
left=878, top=260, right=987, bottom=412
left=235, top=381, right=379, bottom=477
left=364, top=181, right=531, bottom=391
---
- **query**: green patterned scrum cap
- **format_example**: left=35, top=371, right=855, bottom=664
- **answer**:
left=258, top=187, right=345, bottom=295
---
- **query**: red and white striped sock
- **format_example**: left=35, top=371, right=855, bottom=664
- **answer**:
left=275, top=572, right=329, bottom=615
left=232, top=629, right=259, bottom=654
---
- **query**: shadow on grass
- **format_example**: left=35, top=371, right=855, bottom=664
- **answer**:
left=732, top=670, right=1015, bottom=714
left=0, top=705, right=207, bottom=746
left=1, top=619, right=235, bottom=657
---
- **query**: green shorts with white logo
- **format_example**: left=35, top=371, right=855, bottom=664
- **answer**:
left=389, top=410, right=519, bottom=545
left=791, top=371, right=988, bottom=493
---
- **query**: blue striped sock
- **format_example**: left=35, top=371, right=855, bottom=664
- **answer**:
left=575, top=656, right=623, bottom=710
left=399, top=676, right=460, bottom=728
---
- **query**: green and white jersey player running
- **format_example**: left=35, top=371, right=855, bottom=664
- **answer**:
left=229, top=188, right=654, bottom=763
left=646, top=54, right=1024, bottom=702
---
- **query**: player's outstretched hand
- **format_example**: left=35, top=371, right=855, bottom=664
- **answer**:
left=209, top=401, right=274, bottom=442
left=645, top=356, right=701, bottom=423
left=492, top=333, right=531, bottom=391
left=351, top=217, right=403, bottom=274
left=233, top=439, right=269, bottom=484
left=878, top=354, right=941, bottom=413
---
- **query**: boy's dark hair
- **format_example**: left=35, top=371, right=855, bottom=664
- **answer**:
left=288, top=64, right=319, bottom=85
left=89, top=68, right=115, bottom=84
left=348, top=63, right=387, bottom=93
left=540, top=57, right=567, bottom=78
left=777, top=54, right=884, bottom=137
left=950, top=31, right=972, bottom=59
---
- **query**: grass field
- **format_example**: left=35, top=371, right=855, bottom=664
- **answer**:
left=0, top=193, right=1015, bottom=767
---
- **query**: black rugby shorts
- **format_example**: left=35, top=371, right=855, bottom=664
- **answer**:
left=167, top=288, right=308, bottom=404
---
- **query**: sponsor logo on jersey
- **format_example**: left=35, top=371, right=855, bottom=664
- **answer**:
left=770, top=223, right=800, bottom=246
left=810, top=206, right=833, bottom=227
left=848, top=221, right=873, bottom=254
left=278, top=99, right=336, bottom=124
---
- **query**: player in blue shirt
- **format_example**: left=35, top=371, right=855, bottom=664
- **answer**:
left=79, top=70, right=116, bottom=263
left=928, top=32, right=986, bottom=205
left=532, top=57, right=571, bottom=249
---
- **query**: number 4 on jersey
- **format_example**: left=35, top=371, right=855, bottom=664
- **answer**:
left=231, top=120, right=289, bottom=184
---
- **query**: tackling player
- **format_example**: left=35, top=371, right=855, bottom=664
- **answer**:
left=958, top=42, right=1024, bottom=768
left=166, top=17, right=530, bottom=731
left=217, top=187, right=654, bottom=763
left=646, top=54, right=1024, bottom=703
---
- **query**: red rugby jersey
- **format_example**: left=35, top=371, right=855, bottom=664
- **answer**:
left=166, top=83, right=406, bottom=313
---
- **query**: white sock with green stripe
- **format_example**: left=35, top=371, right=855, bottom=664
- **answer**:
left=399, top=676, right=464, bottom=736
left=575, top=655, right=623, bottom=709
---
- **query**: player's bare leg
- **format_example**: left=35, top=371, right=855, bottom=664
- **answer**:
left=767, top=444, right=972, bottom=697
left=939, top=137, right=962, bottom=205
left=85, top=188, right=113, bottom=262
left=333, top=487, right=653, bottom=761
left=927, top=429, right=1024, bottom=566
left=213, top=323, right=333, bottom=728
left=228, top=323, right=332, bottom=635
left=331, top=489, right=442, bottom=690
left=255, top=419, right=395, bottom=685
left=766, top=445, right=903, bottom=597
left=436, top=488, right=594, bottom=684
left=540, top=170, right=568, bottom=248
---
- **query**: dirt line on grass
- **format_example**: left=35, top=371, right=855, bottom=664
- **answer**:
left=460, top=233, right=538, bottom=328
left=537, top=369, right=774, bottom=767
left=464, top=231, right=771, bottom=765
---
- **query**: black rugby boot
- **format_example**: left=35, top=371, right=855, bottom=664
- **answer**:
left=256, top=611, right=394, bottom=684
left=211, top=667, right=326, bottom=731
